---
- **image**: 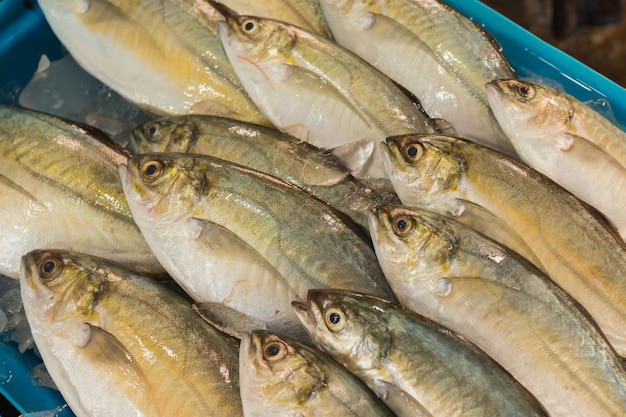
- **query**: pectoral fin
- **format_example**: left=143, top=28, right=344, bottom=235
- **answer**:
left=193, top=302, right=268, bottom=339
left=375, top=379, right=433, bottom=417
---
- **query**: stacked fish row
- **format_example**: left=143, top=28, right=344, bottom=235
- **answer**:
left=2, top=0, right=626, bottom=416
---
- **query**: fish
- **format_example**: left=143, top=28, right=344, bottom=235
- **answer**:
left=119, top=152, right=395, bottom=341
left=37, top=0, right=269, bottom=125
left=317, top=0, right=517, bottom=156
left=130, top=114, right=401, bottom=230
left=368, top=204, right=626, bottom=417
left=486, top=78, right=626, bottom=239
left=293, top=289, right=548, bottom=417
left=0, top=105, right=163, bottom=278
left=239, top=330, right=396, bottom=417
left=380, top=133, right=626, bottom=357
left=20, top=249, right=243, bottom=417
left=214, top=8, right=451, bottom=179
left=217, top=0, right=333, bottom=38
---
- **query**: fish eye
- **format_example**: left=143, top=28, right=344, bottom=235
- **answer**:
left=324, top=307, right=347, bottom=332
left=401, top=142, right=424, bottom=163
left=241, top=19, right=259, bottom=34
left=263, top=341, right=288, bottom=362
left=514, top=82, right=536, bottom=101
left=143, top=123, right=161, bottom=140
left=38, top=256, right=63, bottom=281
left=140, top=160, right=164, bottom=182
left=391, top=214, right=415, bottom=237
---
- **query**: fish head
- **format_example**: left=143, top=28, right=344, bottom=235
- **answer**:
left=381, top=134, right=465, bottom=209
left=240, top=330, right=324, bottom=407
left=292, top=289, right=391, bottom=374
left=20, top=250, right=108, bottom=338
left=218, top=15, right=297, bottom=67
left=120, top=153, right=206, bottom=224
left=486, top=79, right=572, bottom=138
left=131, top=116, right=197, bottom=154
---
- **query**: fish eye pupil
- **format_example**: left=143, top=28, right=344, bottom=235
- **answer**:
left=42, top=260, right=55, bottom=274
left=328, top=312, right=341, bottom=325
left=407, top=146, right=418, bottom=158
left=146, top=125, right=158, bottom=137
left=396, top=219, right=407, bottom=231
left=145, top=163, right=158, bottom=176
left=244, top=21, right=255, bottom=31
left=520, top=86, right=529, bottom=95
left=266, top=344, right=280, bottom=357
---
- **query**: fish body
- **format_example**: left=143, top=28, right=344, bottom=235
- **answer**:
left=381, top=133, right=626, bottom=357
left=217, top=13, right=442, bottom=178
left=487, top=78, right=626, bottom=238
left=119, top=153, right=394, bottom=340
left=369, top=204, right=626, bottom=417
left=38, top=0, right=269, bottom=124
left=0, top=105, right=162, bottom=278
left=318, top=0, right=517, bottom=156
left=20, top=249, right=242, bottom=417
left=239, top=330, right=395, bottom=417
left=293, top=289, right=548, bottom=417
left=131, top=114, right=400, bottom=229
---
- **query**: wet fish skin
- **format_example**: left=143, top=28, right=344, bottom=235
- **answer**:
left=368, top=204, right=626, bottom=417
left=239, top=330, right=396, bottom=417
left=318, top=0, right=517, bottom=156
left=216, top=13, right=441, bottom=179
left=130, top=114, right=401, bottom=230
left=38, top=0, right=269, bottom=124
left=119, top=152, right=395, bottom=340
left=20, top=249, right=243, bottom=417
left=293, top=289, right=548, bottom=417
left=380, top=133, right=626, bottom=358
left=0, top=105, right=163, bottom=278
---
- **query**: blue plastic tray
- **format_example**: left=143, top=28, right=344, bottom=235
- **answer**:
left=0, top=0, right=625, bottom=415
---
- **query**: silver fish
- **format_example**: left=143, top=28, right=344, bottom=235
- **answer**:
left=318, top=0, right=517, bottom=156
left=369, top=204, right=626, bottom=417
left=293, top=289, right=548, bottom=417
left=381, top=133, right=626, bottom=357
left=216, top=11, right=450, bottom=178
left=119, top=152, right=395, bottom=341
left=130, top=114, right=401, bottom=230
left=239, top=330, right=395, bottom=417
left=21, top=249, right=242, bottom=417
left=0, top=105, right=163, bottom=278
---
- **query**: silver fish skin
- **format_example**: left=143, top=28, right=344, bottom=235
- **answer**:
left=293, top=289, right=548, bottom=417
left=0, top=105, right=163, bottom=278
left=131, top=114, right=401, bottom=230
left=119, top=152, right=395, bottom=341
left=20, top=249, right=242, bottom=417
left=239, top=330, right=396, bottom=417
left=380, top=133, right=626, bottom=358
left=37, top=0, right=269, bottom=125
left=217, top=0, right=333, bottom=38
left=369, top=204, right=626, bottom=417
left=486, top=78, right=626, bottom=239
left=216, top=13, right=446, bottom=179
left=318, top=0, right=517, bottom=156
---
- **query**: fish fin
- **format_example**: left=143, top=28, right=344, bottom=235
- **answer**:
left=455, top=200, right=547, bottom=273
left=80, top=324, right=159, bottom=412
left=300, top=151, right=350, bottom=186
left=331, top=139, right=375, bottom=178
left=282, top=122, right=311, bottom=142
left=376, top=380, right=433, bottom=417
left=423, top=118, right=456, bottom=135
left=0, top=173, right=46, bottom=210
left=190, top=100, right=239, bottom=119
left=193, top=302, right=267, bottom=339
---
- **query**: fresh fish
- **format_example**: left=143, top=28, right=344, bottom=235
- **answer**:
left=293, top=289, right=548, bottom=417
left=369, top=204, right=626, bottom=417
left=214, top=8, right=451, bottom=178
left=239, top=330, right=396, bottom=417
left=0, top=105, right=163, bottom=278
left=130, top=114, right=401, bottom=230
left=381, top=133, right=626, bottom=357
left=486, top=78, right=626, bottom=238
left=218, top=0, right=333, bottom=38
left=318, top=0, right=517, bottom=156
left=119, top=153, right=395, bottom=341
left=37, top=0, right=269, bottom=125
left=20, top=249, right=242, bottom=417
